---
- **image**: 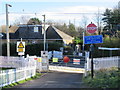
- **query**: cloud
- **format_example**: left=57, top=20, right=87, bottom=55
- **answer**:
left=58, top=6, right=107, bottom=13
left=0, top=5, right=111, bottom=26
left=41, top=6, right=108, bottom=24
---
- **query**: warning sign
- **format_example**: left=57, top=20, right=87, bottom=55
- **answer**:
left=18, top=48, right=24, bottom=52
left=17, top=41, right=25, bottom=53
left=18, top=42, right=24, bottom=48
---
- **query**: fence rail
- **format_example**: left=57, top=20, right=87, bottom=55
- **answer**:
left=86, top=56, right=120, bottom=71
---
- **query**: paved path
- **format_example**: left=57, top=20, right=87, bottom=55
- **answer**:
left=10, top=71, right=84, bottom=89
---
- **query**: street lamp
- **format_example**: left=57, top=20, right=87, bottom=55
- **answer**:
left=42, top=14, right=46, bottom=51
left=6, top=4, right=12, bottom=57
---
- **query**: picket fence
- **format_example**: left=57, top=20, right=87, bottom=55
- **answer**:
left=0, top=66, right=36, bottom=87
left=0, top=56, right=37, bottom=87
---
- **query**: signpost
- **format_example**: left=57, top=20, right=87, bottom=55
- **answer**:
left=90, top=44, right=94, bottom=78
left=87, top=22, right=97, bottom=34
left=84, top=30, right=103, bottom=78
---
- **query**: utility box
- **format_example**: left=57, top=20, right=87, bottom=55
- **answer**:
left=41, top=51, right=49, bottom=72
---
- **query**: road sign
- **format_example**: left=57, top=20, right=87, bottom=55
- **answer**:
left=17, top=41, right=25, bottom=54
left=18, top=42, right=24, bottom=48
left=84, top=35, right=103, bottom=44
left=63, top=56, right=70, bottom=63
left=52, top=58, right=58, bottom=62
left=73, top=59, right=80, bottom=65
left=87, top=23, right=97, bottom=34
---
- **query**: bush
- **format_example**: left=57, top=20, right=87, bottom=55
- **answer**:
left=63, top=46, right=74, bottom=55
left=2, top=43, right=17, bottom=56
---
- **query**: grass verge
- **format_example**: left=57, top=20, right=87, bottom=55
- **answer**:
left=2, top=72, right=43, bottom=89
left=83, top=67, right=120, bottom=89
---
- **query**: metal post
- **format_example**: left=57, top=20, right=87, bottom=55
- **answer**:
left=6, top=4, right=12, bottom=58
left=42, top=15, right=46, bottom=51
left=91, top=50, right=94, bottom=78
left=82, top=32, right=85, bottom=54
left=90, top=44, right=94, bottom=78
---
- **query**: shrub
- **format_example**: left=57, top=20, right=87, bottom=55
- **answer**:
left=63, top=46, right=74, bottom=55
left=83, top=68, right=120, bottom=88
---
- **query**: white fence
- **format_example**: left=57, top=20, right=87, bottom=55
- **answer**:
left=0, top=56, right=37, bottom=87
left=0, top=56, right=36, bottom=68
left=86, top=56, right=120, bottom=71
left=0, top=66, right=36, bottom=87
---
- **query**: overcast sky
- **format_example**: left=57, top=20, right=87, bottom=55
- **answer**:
left=0, top=0, right=119, bottom=27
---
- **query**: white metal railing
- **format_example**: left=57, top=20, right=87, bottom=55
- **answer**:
left=86, top=56, right=119, bottom=71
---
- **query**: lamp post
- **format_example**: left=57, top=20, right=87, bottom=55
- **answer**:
left=42, top=14, right=46, bottom=51
left=6, top=4, right=12, bottom=57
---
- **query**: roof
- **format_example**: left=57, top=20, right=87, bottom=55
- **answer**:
left=52, top=26, right=74, bottom=40
left=1, top=25, right=73, bottom=42
left=46, top=26, right=62, bottom=40
left=14, top=25, right=43, bottom=39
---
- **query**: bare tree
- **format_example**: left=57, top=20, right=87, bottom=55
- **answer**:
left=20, top=15, right=30, bottom=24
left=94, top=8, right=103, bottom=34
left=81, top=15, right=88, bottom=30
left=13, top=15, right=30, bottom=25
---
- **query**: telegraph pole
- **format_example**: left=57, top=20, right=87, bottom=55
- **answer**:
left=42, top=14, right=46, bottom=51
left=6, top=4, right=12, bottom=57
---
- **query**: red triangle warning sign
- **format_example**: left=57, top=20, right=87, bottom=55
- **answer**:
left=18, top=42, right=24, bottom=48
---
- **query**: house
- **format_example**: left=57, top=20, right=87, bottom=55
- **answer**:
left=1, top=25, right=74, bottom=45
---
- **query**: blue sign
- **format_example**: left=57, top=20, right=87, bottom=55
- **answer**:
left=84, top=35, right=103, bottom=44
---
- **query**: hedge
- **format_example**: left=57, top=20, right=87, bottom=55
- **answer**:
left=2, top=42, right=63, bottom=56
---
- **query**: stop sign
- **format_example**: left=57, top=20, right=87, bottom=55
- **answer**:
left=63, top=56, right=70, bottom=63
left=87, top=23, right=97, bottom=34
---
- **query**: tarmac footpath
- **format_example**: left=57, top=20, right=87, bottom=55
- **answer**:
left=4, top=71, right=87, bottom=89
